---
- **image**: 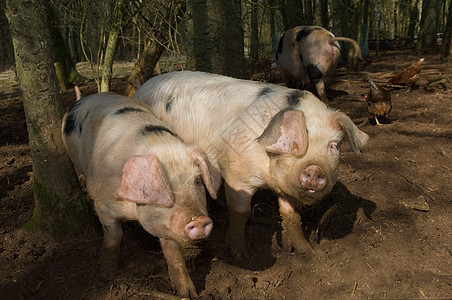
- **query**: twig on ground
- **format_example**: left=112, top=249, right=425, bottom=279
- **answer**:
left=396, top=172, right=436, bottom=202
left=425, top=73, right=452, bottom=86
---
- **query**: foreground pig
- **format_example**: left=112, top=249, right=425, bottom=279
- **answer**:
left=134, top=71, right=368, bottom=261
left=62, top=92, right=221, bottom=298
left=275, top=26, right=362, bottom=102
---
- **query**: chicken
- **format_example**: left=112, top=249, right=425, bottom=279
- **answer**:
left=366, top=77, right=392, bottom=125
left=387, top=58, right=424, bottom=87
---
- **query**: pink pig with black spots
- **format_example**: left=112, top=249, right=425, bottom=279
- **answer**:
left=134, top=71, right=369, bottom=262
left=62, top=92, right=220, bottom=298
left=275, top=26, right=362, bottom=102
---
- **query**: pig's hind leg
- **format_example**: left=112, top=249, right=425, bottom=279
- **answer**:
left=160, top=238, right=198, bottom=298
left=98, top=213, right=123, bottom=279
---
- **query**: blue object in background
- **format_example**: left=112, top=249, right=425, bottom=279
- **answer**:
left=361, top=24, right=369, bottom=58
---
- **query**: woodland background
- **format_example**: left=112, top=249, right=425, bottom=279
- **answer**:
left=3, top=0, right=450, bottom=231
left=0, top=1, right=451, bottom=299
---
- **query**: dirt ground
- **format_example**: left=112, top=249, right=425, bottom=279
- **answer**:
left=0, top=49, right=451, bottom=300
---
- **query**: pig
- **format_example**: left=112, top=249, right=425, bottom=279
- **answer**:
left=275, top=26, right=362, bottom=102
left=61, top=92, right=221, bottom=298
left=134, top=71, right=369, bottom=261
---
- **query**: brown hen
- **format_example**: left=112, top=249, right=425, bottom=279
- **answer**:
left=366, top=77, right=392, bottom=125
left=387, top=58, right=424, bottom=87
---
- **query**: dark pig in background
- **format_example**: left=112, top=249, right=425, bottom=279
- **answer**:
left=62, top=92, right=221, bottom=298
left=134, top=71, right=368, bottom=261
left=275, top=26, right=362, bottom=102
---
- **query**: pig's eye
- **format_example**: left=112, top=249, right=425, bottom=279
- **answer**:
left=328, top=142, right=339, bottom=154
left=194, top=176, right=203, bottom=188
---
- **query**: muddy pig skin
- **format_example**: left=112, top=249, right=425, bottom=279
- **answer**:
left=275, top=26, right=362, bottom=102
left=134, top=71, right=369, bottom=261
left=61, top=92, right=221, bottom=298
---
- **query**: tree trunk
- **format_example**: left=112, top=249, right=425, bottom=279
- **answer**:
left=250, top=0, right=259, bottom=61
left=100, top=0, right=125, bottom=92
left=304, top=0, right=313, bottom=25
left=213, top=0, right=247, bottom=78
left=100, top=29, right=120, bottom=92
left=441, top=0, right=452, bottom=60
left=333, top=0, right=360, bottom=69
left=0, top=0, right=14, bottom=72
left=416, top=0, right=441, bottom=54
left=283, top=0, right=303, bottom=30
left=5, top=0, right=93, bottom=237
left=186, top=0, right=212, bottom=72
left=360, top=0, right=369, bottom=58
left=269, top=0, right=277, bottom=53
left=320, top=0, right=329, bottom=28
left=124, top=40, right=165, bottom=97
left=385, top=0, right=395, bottom=39
left=407, top=0, right=420, bottom=45
left=187, top=0, right=247, bottom=78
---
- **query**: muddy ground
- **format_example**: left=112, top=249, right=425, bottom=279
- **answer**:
left=0, top=49, right=451, bottom=299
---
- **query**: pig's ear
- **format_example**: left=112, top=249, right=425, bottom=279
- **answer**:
left=119, top=155, right=174, bottom=207
left=190, top=148, right=222, bottom=199
left=257, top=109, right=308, bottom=157
left=332, top=112, right=369, bottom=153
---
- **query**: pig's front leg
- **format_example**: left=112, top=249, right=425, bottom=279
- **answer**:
left=98, top=214, right=123, bottom=279
left=160, top=238, right=197, bottom=298
left=278, top=196, right=313, bottom=255
left=225, top=182, right=253, bottom=261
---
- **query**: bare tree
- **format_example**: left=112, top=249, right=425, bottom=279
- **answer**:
left=441, top=0, right=452, bottom=60
left=5, top=0, right=93, bottom=236
left=416, top=0, right=441, bottom=54
left=124, top=0, right=186, bottom=97
left=46, top=2, right=86, bottom=91
left=79, top=0, right=129, bottom=92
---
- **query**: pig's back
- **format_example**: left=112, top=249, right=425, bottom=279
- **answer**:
left=134, top=71, right=292, bottom=152
left=63, top=92, right=166, bottom=174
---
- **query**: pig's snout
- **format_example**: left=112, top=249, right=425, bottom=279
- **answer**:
left=300, top=165, right=327, bottom=193
left=184, top=216, right=213, bottom=240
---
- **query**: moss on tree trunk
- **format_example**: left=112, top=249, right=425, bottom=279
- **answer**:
left=6, top=0, right=94, bottom=238
left=100, top=0, right=125, bottom=92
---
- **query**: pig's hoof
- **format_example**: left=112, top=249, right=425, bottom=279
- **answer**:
left=169, top=271, right=198, bottom=298
left=283, top=236, right=314, bottom=256
left=294, top=245, right=314, bottom=256
left=286, top=244, right=314, bottom=257
left=225, top=231, right=249, bottom=261
left=229, top=246, right=250, bottom=261
left=99, top=263, right=117, bottom=280
left=176, top=282, right=198, bottom=299
left=225, top=239, right=250, bottom=261
left=99, top=247, right=119, bottom=280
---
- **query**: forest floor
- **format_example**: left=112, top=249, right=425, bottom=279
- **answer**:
left=0, top=48, right=451, bottom=300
